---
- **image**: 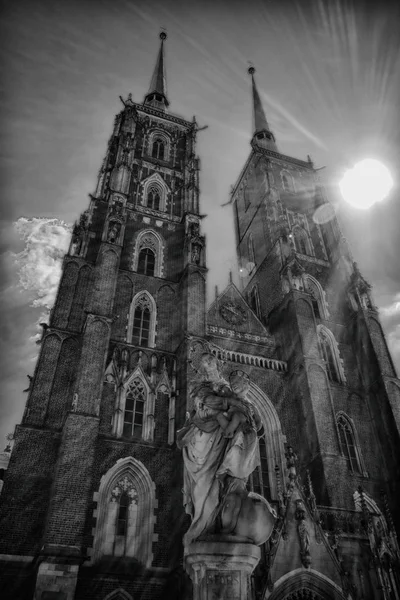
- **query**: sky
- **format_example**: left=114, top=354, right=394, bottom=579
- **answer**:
left=1, top=0, right=400, bottom=446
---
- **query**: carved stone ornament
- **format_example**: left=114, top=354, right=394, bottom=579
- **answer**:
left=219, top=301, right=247, bottom=326
left=295, top=499, right=311, bottom=567
left=191, top=242, right=201, bottom=265
left=177, top=349, right=276, bottom=547
left=70, top=211, right=89, bottom=256
left=107, top=221, right=121, bottom=244
left=110, top=476, right=138, bottom=505
left=110, top=197, right=124, bottom=217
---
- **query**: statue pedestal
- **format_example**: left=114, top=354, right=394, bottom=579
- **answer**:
left=184, top=541, right=260, bottom=600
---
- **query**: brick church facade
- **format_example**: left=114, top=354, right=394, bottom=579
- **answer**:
left=1, top=33, right=400, bottom=600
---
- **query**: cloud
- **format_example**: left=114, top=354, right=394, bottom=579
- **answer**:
left=13, top=217, right=72, bottom=312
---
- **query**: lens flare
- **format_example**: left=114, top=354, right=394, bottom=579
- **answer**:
left=339, top=159, right=393, bottom=209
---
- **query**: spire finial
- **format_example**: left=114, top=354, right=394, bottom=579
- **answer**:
left=247, top=64, right=278, bottom=151
left=144, top=31, right=169, bottom=110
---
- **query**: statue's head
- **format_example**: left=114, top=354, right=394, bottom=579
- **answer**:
left=199, top=353, right=220, bottom=379
left=229, top=370, right=250, bottom=396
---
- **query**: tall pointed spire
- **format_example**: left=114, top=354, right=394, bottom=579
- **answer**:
left=248, top=66, right=278, bottom=152
left=144, top=31, right=169, bottom=111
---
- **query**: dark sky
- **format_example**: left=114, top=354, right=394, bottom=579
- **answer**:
left=1, top=0, right=400, bottom=445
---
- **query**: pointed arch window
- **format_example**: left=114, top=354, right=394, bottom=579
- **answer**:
left=116, top=491, right=130, bottom=536
left=152, top=137, right=165, bottom=160
left=337, top=414, right=361, bottom=473
left=147, top=184, right=161, bottom=211
left=311, top=294, right=320, bottom=319
left=305, top=275, right=329, bottom=319
left=250, top=427, right=271, bottom=500
left=320, top=333, right=339, bottom=383
left=281, top=170, right=295, bottom=193
left=132, top=305, right=150, bottom=347
left=91, top=457, right=156, bottom=566
left=318, top=326, right=346, bottom=384
left=293, top=227, right=312, bottom=256
left=127, top=292, right=156, bottom=348
left=137, top=248, right=155, bottom=276
left=249, top=285, right=261, bottom=319
left=123, top=378, right=146, bottom=438
left=133, top=230, right=164, bottom=278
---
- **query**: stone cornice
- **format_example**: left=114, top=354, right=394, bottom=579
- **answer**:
left=134, top=102, right=193, bottom=129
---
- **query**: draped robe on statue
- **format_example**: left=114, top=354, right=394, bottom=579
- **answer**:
left=177, top=380, right=260, bottom=545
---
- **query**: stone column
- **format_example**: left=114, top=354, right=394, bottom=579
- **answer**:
left=184, top=541, right=260, bottom=600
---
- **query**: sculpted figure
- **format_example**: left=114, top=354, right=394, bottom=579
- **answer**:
left=177, top=353, right=276, bottom=546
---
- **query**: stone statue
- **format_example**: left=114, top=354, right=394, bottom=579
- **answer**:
left=107, top=221, right=121, bottom=243
left=191, top=243, right=201, bottom=265
left=177, top=353, right=276, bottom=546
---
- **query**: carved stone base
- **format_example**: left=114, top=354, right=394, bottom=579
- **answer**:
left=184, top=541, right=260, bottom=600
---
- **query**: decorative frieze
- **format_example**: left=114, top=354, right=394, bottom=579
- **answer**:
left=205, top=334, right=287, bottom=373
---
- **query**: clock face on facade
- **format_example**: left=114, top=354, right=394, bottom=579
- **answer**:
left=219, top=301, right=247, bottom=325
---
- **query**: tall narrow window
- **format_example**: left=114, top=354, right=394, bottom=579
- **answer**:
left=137, top=248, right=155, bottom=276
left=132, top=305, right=150, bottom=347
left=251, top=427, right=270, bottom=499
left=249, top=286, right=261, bottom=318
left=320, top=334, right=339, bottom=383
left=147, top=185, right=161, bottom=210
left=127, top=292, right=156, bottom=348
left=152, top=138, right=165, bottom=160
left=294, top=228, right=311, bottom=256
left=116, top=492, right=129, bottom=536
left=123, top=379, right=146, bottom=437
left=248, top=234, right=256, bottom=268
left=310, top=293, right=320, bottom=319
left=337, top=415, right=360, bottom=473
left=282, top=174, right=290, bottom=191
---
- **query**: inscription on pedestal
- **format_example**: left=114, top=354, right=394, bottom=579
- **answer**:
left=206, top=570, right=240, bottom=600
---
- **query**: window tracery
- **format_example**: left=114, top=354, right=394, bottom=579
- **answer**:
left=133, top=229, right=164, bottom=278
left=141, top=174, right=169, bottom=213
left=122, top=378, right=146, bottom=438
left=317, top=325, right=346, bottom=384
left=293, top=227, right=312, bottom=256
left=304, top=275, right=329, bottom=320
left=137, top=248, right=155, bottom=276
left=337, top=414, right=361, bottom=473
left=149, top=131, right=169, bottom=162
left=152, top=137, right=165, bottom=160
left=91, top=457, right=156, bottom=566
left=250, top=426, right=270, bottom=499
left=127, top=291, right=156, bottom=348
left=146, top=183, right=162, bottom=211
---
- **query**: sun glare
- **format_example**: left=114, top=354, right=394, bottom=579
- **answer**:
left=339, top=159, right=393, bottom=209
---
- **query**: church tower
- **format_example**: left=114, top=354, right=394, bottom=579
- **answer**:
left=1, top=39, right=400, bottom=600
left=0, top=33, right=206, bottom=600
left=222, top=65, right=400, bottom=598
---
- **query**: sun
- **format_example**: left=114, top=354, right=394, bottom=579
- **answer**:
left=339, top=159, right=393, bottom=209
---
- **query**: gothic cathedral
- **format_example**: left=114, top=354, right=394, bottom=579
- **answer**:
left=1, top=33, right=399, bottom=600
